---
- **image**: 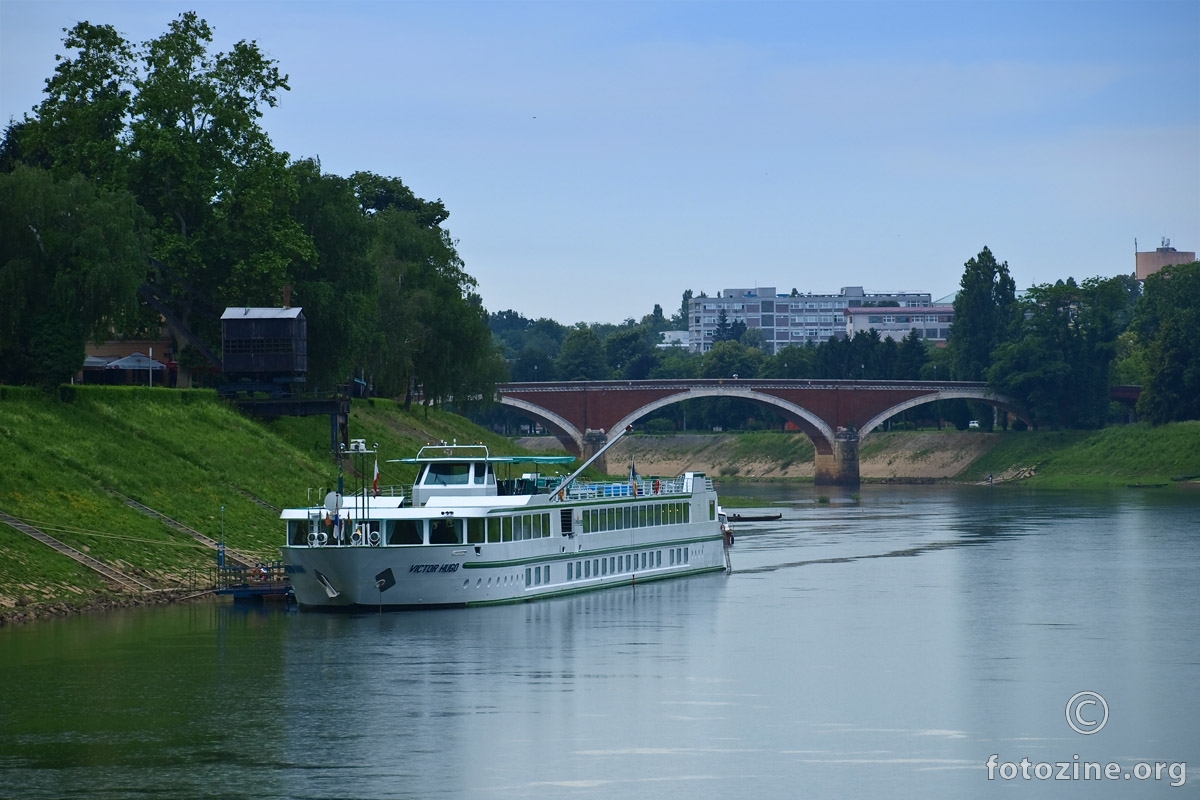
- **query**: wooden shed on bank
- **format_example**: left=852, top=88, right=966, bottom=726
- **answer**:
left=220, top=307, right=307, bottom=394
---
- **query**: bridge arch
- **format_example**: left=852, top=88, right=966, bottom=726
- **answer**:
left=495, top=396, right=586, bottom=455
left=858, top=389, right=1031, bottom=438
left=607, top=387, right=838, bottom=454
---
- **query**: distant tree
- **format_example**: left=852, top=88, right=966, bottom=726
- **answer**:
left=701, top=341, right=762, bottom=379
left=763, top=344, right=816, bottom=378
left=877, top=334, right=900, bottom=379
left=639, top=304, right=671, bottom=335
left=713, top=308, right=732, bottom=342
left=0, top=166, right=149, bottom=384
left=1132, top=261, right=1200, bottom=424
left=948, top=246, right=1017, bottom=381
left=895, top=329, right=929, bottom=380
left=740, top=327, right=767, bottom=351
left=605, top=325, right=655, bottom=377
left=673, top=289, right=693, bottom=328
left=649, top=347, right=701, bottom=379
left=987, top=276, right=1131, bottom=428
left=728, top=318, right=748, bottom=342
left=555, top=326, right=609, bottom=380
left=511, top=345, right=554, bottom=382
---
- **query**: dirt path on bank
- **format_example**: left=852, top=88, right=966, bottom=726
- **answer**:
left=517, top=430, right=999, bottom=480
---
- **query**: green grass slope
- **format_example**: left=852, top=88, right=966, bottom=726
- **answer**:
left=0, top=387, right=531, bottom=613
left=957, top=422, right=1200, bottom=488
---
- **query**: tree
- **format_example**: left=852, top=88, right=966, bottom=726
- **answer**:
left=367, top=191, right=501, bottom=405
left=605, top=325, right=655, bottom=378
left=948, top=246, right=1017, bottom=381
left=556, top=326, right=609, bottom=380
left=1132, top=261, right=1200, bottom=424
left=740, top=327, right=767, bottom=351
left=701, top=340, right=762, bottom=379
left=511, top=345, right=554, bottom=382
left=0, top=166, right=149, bottom=384
left=713, top=308, right=732, bottom=342
left=288, top=159, right=375, bottom=389
left=672, top=289, right=693, bottom=328
left=728, top=318, right=748, bottom=342
left=763, top=344, right=816, bottom=378
left=20, top=21, right=136, bottom=189
left=987, top=276, right=1132, bottom=428
left=895, top=329, right=929, bottom=380
left=17, top=14, right=314, bottom=387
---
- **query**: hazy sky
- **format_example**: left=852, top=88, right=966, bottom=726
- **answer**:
left=3, top=1, right=1198, bottom=324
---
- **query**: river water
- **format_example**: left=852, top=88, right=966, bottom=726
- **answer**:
left=1, top=485, right=1197, bottom=799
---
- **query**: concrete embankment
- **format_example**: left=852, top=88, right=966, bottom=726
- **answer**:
left=519, top=430, right=1000, bottom=482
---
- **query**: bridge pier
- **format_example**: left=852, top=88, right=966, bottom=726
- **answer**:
left=582, top=429, right=610, bottom=475
left=814, top=431, right=860, bottom=487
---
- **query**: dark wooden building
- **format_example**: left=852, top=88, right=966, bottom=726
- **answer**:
left=220, top=307, right=307, bottom=394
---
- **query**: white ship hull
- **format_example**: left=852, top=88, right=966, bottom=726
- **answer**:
left=279, top=439, right=728, bottom=610
left=282, top=522, right=725, bottom=609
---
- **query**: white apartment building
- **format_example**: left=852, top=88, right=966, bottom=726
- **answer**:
left=688, top=286, right=933, bottom=353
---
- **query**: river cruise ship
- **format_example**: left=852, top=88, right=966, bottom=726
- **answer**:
left=280, top=433, right=728, bottom=610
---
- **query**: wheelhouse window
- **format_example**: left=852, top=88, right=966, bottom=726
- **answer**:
left=423, top=462, right=471, bottom=485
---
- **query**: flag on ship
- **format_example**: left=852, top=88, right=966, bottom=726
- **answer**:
left=630, top=458, right=639, bottom=494
left=373, top=458, right=380, bottom=496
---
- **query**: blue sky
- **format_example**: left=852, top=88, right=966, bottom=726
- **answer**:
left=3, top=1, right=1198, bottom=324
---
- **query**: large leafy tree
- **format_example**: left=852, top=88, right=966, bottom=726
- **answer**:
left=21, top=22, right=136, bottom=189
left=1132, top=261, right=1200, bottom=424
left=948, top=246, right=1017, bottom=381
left=363, top=175, right=503, bottom=406
left=0, top=166, right=149, bottom=384
left=130, top=12, right=312, bottom=371
left=13, top=14, right=313, bottom=386
left=288, top=159, right=375, bottom=389
left=987, top=276, right=1132, bottom=428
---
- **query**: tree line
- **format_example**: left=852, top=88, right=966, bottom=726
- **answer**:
left=484, top=246, right=1198, bottom=432
left=2, top=15, right=1194, bottom=432
left=0, top=13, right=504, bottom=406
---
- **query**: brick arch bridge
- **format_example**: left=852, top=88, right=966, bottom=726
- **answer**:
left=495, top=379, right=1030, bottom=486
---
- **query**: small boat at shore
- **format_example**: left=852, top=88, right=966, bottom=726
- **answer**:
left=279, top=428, right=729, bottom=610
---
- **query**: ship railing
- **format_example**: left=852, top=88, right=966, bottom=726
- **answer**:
left=560, top=476, right=689, bottom=501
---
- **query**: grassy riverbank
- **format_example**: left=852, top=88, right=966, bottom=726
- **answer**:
left=3, top=386, right=1197, bottom=622
left=0, top=386, right=523, bottom=620
left=956, top=422, right=1200, bottom=488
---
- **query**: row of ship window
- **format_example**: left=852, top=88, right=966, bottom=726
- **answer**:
left=298, top=501, right=698, bottom=546
left=579, top=502, right=690, bottom=533
left=523, top=547, right=692, bottom=587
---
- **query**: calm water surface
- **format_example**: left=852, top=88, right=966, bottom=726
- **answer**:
left=1, top=485, right=1197, bottom=799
